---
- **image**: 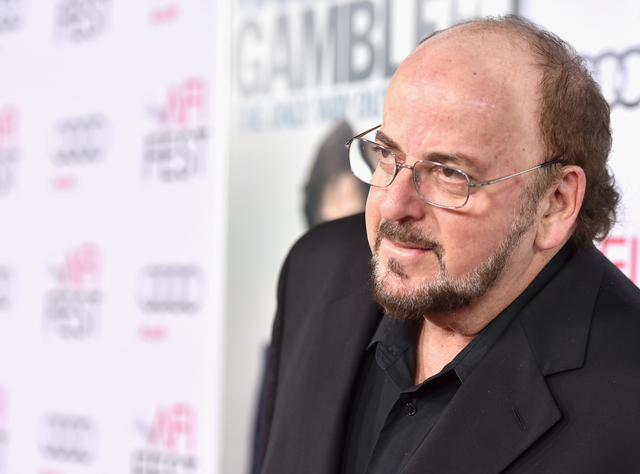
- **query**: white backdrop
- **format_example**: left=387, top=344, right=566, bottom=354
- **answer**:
left=0, top=1, right=637, bottom=473
left=0, top=0, right=229, bottom=473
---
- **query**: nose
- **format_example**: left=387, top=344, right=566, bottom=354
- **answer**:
left=376, top=162, right=427, bottom=223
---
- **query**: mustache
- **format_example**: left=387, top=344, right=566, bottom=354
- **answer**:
left=374, top=221, right=444, bottom=259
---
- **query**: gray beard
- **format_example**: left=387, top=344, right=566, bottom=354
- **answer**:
left=370, top=200, right=537, bottom=320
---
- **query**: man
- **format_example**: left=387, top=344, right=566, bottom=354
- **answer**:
left=259, top=15, right=640, bottom=473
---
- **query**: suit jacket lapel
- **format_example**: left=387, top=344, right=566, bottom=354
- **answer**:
left=262, top=278, right=381, bottom=474
left=401, top=318, right=561, bottom=474
left=305, top=283, right=382, bottom=471
left=401, top=247, right=605, bottom=474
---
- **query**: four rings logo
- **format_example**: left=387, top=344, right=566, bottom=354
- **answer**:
left=584, top=47, right=640, bottom=109
left=137, top=265, right=206, bottom=314
left=37, top=413, right=99, bottom=464
left=50, top=114, right=110, bottom=165
left=0, top=0, right=23, bottom=34
left=55, top=0, right=112, bottom=43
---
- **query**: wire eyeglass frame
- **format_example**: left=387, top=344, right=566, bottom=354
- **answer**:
left=345, top=124, right=563, bottom=210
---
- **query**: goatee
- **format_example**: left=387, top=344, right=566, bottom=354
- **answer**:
left=370, top=205, right=536, bottom=320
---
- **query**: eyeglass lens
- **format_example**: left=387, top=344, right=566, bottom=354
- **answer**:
left=348, top=138, right=471, bottom=208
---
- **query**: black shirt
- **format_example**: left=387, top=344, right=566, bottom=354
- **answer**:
left=341, top=244, right=573, bottom=474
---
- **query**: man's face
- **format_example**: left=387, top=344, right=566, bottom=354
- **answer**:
left=365, top=29, right=546, bottom=320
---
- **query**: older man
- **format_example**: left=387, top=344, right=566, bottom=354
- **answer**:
left=259, top=15, right=640, bottom=474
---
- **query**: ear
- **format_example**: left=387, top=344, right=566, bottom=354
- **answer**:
left=535, top=165, right=586, bottom=250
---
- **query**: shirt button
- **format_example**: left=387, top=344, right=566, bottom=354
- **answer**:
left=405, top=403, right=417, bottom=416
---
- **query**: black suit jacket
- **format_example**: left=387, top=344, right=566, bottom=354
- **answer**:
left=260, top=214, right=640, bottom=473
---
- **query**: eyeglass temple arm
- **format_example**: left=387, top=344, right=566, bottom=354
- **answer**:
left=344, top=124, right=382, bottom=148
left=468, top=159, right=563, bottom=188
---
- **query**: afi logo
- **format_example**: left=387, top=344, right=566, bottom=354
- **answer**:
left=43, top=244, right=102, bottom=339
left=600, top=235, right=638, bottom=284
left=132, top=404, right=199, bottom=473
left=0, top=106, right=18, bottom=149
left=142, top=78, right=209, bottom=183
left=159, top=78, right=208, bottom=129
left=0, top=106, right=19, bottom=196
left=147, top=404, right=197, bottom=454
left=55, top=0, right=111, bottom=43
left=54, top=243, right=101, bottom=290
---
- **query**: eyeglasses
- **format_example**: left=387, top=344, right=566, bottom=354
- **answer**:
left=345, top=125, right=563, bottom=210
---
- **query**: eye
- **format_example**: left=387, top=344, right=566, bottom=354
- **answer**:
left=369, top=144, right=392, bottom=160
left=363, top=142, right=395, bottom=171
left=435, top=165, right=468, bottom=184
left=442, top=167, right=457, bottom=178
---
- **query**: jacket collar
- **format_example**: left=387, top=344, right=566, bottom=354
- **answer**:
left=401, top=246, right=605, bottom=473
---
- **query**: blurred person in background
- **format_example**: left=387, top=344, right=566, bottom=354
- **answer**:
left=304, top=121, right=369, bottom=228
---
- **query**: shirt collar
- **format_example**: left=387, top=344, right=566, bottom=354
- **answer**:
left=368, top=242, right=574, bottom=384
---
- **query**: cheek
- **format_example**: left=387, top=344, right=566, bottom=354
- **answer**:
left=438, top=197, right=519, bottom=267
left=365, top=190, right=382, bottom=250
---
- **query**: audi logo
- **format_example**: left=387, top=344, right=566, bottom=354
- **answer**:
left=136, top=265, right=206, bottom=314
left=0, top=0, right=22, bottom=34
left=0, top=266, right=12, bottom=311
left=37, top=413, right=99, bottom=464
left=584, top=46, right=640, bottom=109
left=55, top=0, right=110, bottom=42
left=50, top=114, right=109, bottom=165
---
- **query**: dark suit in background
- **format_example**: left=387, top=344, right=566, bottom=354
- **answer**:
left=260, top=214, right=640, bottom=473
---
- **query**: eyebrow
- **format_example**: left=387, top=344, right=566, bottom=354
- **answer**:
left=375, top=129, right=483, bottom=175
left=423, top=152, right=481, bottom=174
left=374, top=130, right=402, bottom=154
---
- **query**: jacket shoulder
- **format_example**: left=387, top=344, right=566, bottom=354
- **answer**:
left=283, top=213, right=371, bottom=294
left=587, top=248, right=640, bottom=361
left=288, top=213, right=369, bottom=264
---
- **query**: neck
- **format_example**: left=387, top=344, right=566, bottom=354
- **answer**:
left=413, top=243, right=558, bottom=384
left=413, top=318, right=474, bottom=384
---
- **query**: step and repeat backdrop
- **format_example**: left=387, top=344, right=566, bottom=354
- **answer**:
left=0, top=0, right=638, bottom=473
left=0, top=1, right=227, bottom=473
left=522, top=0, right=640, bottom=288
left=226, top=0, right=640, bottom=472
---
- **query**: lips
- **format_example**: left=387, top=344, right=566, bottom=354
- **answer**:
left=387, top=238, right=431, bottom=251
left=383, top=237, right=433, bottom=258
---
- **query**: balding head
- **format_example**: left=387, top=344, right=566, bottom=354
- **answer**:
left=386, top=24, right=546, bottom=174
left=413, top=15, right=618, bottom=249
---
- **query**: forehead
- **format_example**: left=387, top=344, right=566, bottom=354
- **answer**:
left=382, top=27, right=544, bottom=169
